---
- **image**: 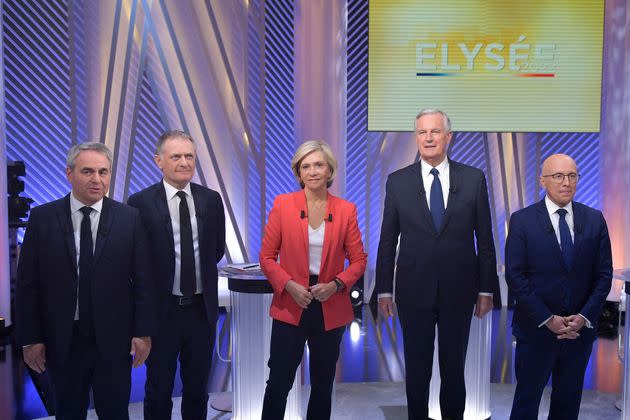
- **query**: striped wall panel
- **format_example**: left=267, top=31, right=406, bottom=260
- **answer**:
left=246, top=0, right=265, bottom=258
left=263, top=0, right=295, bottom=212
left=126, top=67, right=165, bottom=197
left=346, top=0, right=369, bottom=234
left=3, top=0, right=72, bottom=207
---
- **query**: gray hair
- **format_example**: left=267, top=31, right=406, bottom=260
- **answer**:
left=291, top=140, right=338, bottom=188
left=66, top=142, right=113, bottom=169
left=415, top=108, right=452, bottom=132
left=156, top=130, right=195, bottom=155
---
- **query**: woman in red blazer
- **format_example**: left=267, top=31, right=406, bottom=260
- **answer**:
left=260, top=140, right=367, bottom=420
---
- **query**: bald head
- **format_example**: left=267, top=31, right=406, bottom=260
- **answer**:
left=542, top=154, right=577, bottom=175
left=540, top=154, right=578, bottom=207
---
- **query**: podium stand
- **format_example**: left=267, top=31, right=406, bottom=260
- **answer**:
left=228, top=273, right=302, bottom=420
left=428, top=312, right=492, bottom=420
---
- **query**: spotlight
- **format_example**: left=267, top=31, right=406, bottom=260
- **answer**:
left=349, top=286, right=363, bottom=306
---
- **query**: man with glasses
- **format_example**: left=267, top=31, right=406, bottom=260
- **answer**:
left=506, top=153, right=613, bottom=419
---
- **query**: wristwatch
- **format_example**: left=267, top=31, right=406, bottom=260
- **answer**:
left=333, top=278, right=345, bottom=292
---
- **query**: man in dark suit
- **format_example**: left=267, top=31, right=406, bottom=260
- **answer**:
left=127, top=130, right=225, bottom=420
left=376, top=109, right=499, bottom=420
left=15, top=142, right=156, bottom=419
left=506, top=153, right=612, bottom=419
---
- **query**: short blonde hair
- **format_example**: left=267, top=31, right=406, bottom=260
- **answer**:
left=291, top=140, right=338, bottom=188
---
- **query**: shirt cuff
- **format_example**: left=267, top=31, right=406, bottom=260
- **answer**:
left=478, top=292, right=493, bottom=297
left=378, top=293, right=393, bottom=299
left=578, top=313, right=593, bottom=328
left=539, top=315, right=554, bottom=328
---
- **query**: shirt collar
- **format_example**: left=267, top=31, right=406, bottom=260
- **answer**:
left=420, top=158, right=449, bottom=178
left=70, top=193, right=103, bottom=214
left=162, top=179, right=192, bottom=200
left=544, top=195, right=573, bottom=217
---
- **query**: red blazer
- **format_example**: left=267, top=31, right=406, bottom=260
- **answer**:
left=260, top=190, right=367, bottom=331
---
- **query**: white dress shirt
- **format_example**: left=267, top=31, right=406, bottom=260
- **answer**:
left=70, top=193, right=102, bottom=320
left=308, top=222, right=325, bottom=275
left=163, top=180, right=203, bottom=295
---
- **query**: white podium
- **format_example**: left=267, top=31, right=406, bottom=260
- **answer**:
left=228, top=273, right=302, bottom=420
left=428, top=312, right=492, bottom=420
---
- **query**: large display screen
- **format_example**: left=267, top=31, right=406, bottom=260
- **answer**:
left=368, top=0, right=605, bottom=132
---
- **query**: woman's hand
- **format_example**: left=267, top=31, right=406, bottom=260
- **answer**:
left=285, top=280, right=313, bottom=308
left=310, top=282, right=337, bottom=302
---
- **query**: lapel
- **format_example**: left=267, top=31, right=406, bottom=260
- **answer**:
left=295, top=190, right=310, bottom=263
left=534, top=199, right=569, bottom=271
left=571, top=201, right=584, bottom=265
left=191, top=183, right=205, bottom=258
left=93, top=197, right=114, bottom=266
left=154, top=182, right=175, bottom=253
left=439, top=159, right=459, bottom=235
left=412, top=161, right=438, bottom=236
left=56, top=194, right=78, bottom=275
left=319, top=192, right=334, bottom=274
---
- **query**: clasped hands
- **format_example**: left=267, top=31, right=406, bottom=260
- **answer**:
left=285, top=279, right=337, bottom=308
left=545, top=314, right=586, bottom=339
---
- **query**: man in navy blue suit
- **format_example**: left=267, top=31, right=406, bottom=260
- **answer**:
left=127, top=130, right=225, bottom=420
left=376, top=109, right=499, bottom=420
left=506, top=153, right=613, bottom=419
left=15, top=142, right=156, bottom=419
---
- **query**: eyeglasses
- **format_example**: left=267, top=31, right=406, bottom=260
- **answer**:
left=542, top=173, right=580, bottom=184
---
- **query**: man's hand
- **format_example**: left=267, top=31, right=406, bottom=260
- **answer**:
left=310, top=282, right=337, bottom=302
left=378, top=297, right=395, bottom=318
left=545, top=315, right=579, bottom=339
left=474, top=295, right=493, bottom=318
left=556, top=314, right=586, bottom=339
left=130, top=336, right=152, bottom=368
left=285, top=280, right=313, bottom=309
left=23, top=343, right=46, bottom=373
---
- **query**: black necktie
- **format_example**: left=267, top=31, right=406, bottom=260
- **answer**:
left=79, top=206, right=94, bottom=336
left=557, top=208, right=574, bottom=268
left=430, top=167, right=445, bottom=230
left=177, top=191, right=196, bottom=296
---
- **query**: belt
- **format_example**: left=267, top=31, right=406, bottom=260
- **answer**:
left=172, top=294, right=203, bottom=306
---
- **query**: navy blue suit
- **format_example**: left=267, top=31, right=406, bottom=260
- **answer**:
left=15, top=195, right=156, bottom=418
left=506, top=199, right=612, bottom=419
left=127, top=181, right=225, bottom=420
left=376, top=159, right=499, bottom=420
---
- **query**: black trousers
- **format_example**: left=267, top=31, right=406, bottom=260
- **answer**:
left=48, top=323, right=132, bottom=420
left=397, top=303, right=473, bottom=420
left=261, top=300, right=345, bottom=420
left=144, top=298, right=215, bottom=420
left=510, top=337, right=593, bottom=420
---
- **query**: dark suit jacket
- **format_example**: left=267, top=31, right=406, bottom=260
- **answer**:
left=505, top=199, right=613, bottom=343
left=376, top=159, right=499, bottom=309
left=127, top=182, right=225, bottom=326
left=15, top=195, right=156, bottom=366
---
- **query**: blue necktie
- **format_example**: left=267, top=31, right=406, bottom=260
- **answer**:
left=79, top=206, right=94, bottom=336
left=557, top=208, right=574, bottom=268
left=430, top=168, right=445, bottom=230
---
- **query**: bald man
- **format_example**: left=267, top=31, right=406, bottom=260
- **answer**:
left=505, top=154, right=612, bottom=419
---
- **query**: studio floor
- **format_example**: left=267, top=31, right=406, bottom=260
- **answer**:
left=1, top=307, right=624, bottom=419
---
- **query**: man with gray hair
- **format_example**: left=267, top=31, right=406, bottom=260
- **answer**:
left=16, top=142, right=156, bottom=419
left=376, top=109, right=499, bottom=419
left=128, top=130, right=225, bottom=420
